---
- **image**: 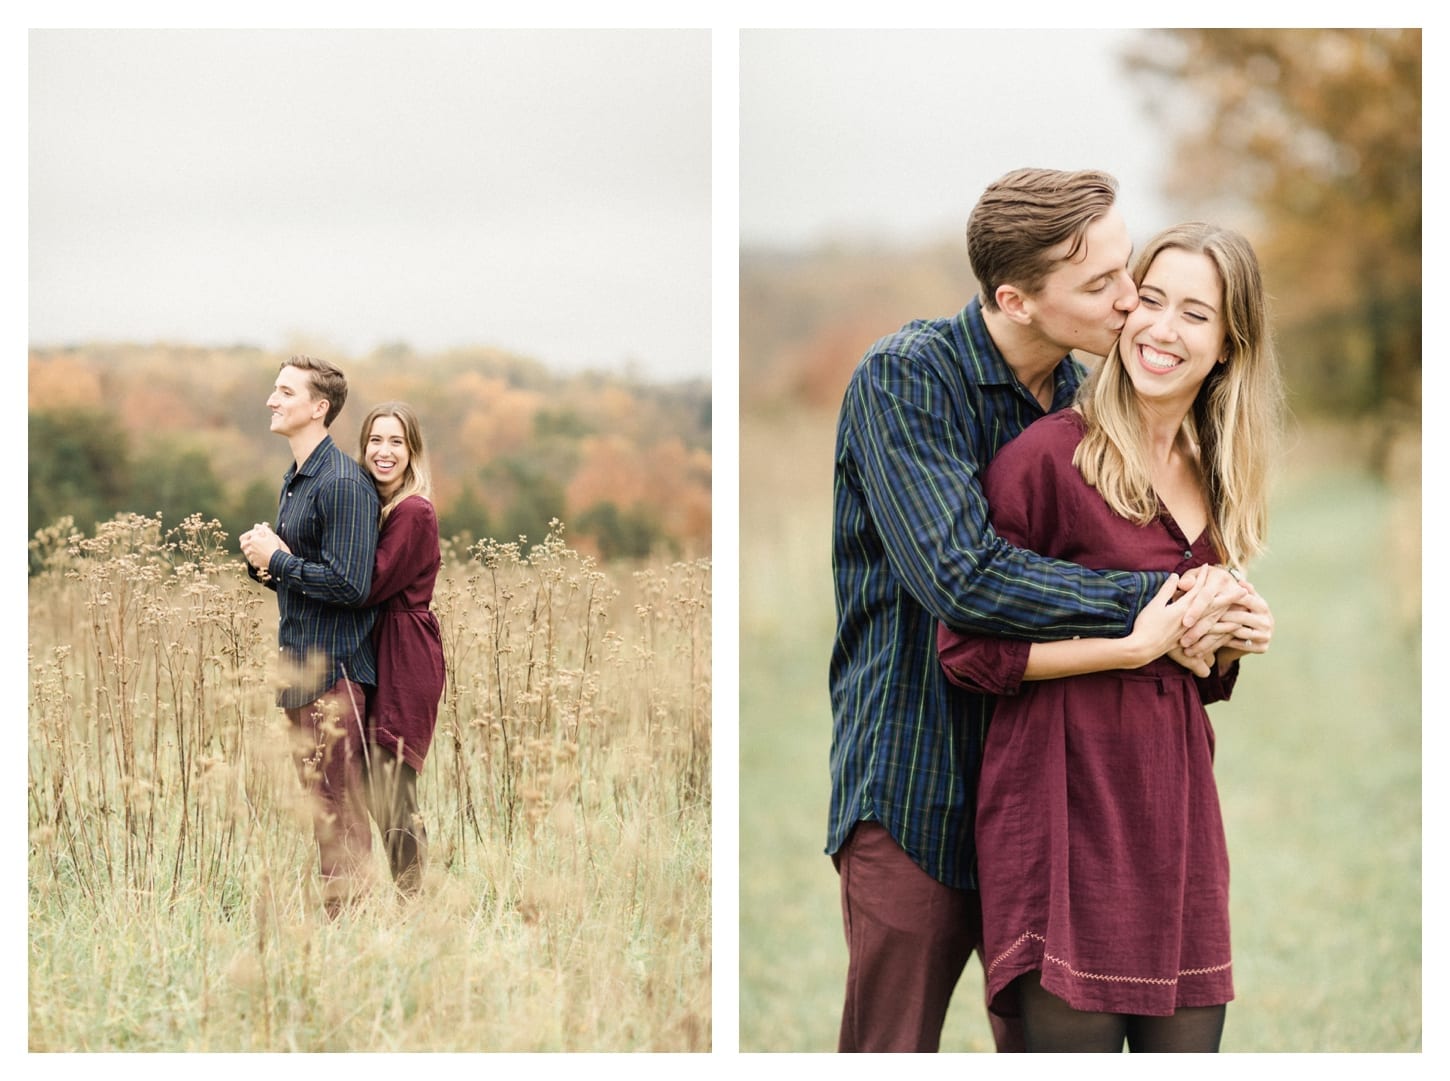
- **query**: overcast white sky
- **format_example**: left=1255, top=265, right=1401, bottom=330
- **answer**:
left=27, top=26, right=1432, bottom=382
left=28, top=29, right=712, bottom=379
left=741, top=29, right=1181, bottom=251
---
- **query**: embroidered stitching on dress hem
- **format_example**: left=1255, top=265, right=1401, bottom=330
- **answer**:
left=988, top=930, right=1231, bottom=986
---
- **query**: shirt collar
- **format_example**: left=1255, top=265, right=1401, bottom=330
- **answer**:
left=957, top=295, right=1018, bottom=387
left=958, top=295, right=1084, bottom=405
left=291, top=434, right=336, bottom=479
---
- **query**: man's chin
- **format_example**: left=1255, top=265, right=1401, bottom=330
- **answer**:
left=1075, top=338, right=1117, bottom=359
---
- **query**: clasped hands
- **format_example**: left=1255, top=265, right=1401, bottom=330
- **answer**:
left=239, top=522, right=291, bottom=580
left=1129, top=565, right=1274, bottom=678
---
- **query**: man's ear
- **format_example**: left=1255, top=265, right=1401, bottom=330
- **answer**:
left=995, top=283, right=1034, bottom=326
left=312, top=397, right=330, bottom=423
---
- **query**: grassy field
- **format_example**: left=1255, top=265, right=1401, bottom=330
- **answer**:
left=739, top=409, right=1422, bottom=1053
left=28, top=518, right=711, bottom=1051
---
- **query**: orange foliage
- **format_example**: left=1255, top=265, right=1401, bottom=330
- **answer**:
left=451, top=372, right=544, bottom=461
left=28, top=355, right=104, bottom=411
left=567, top=435, right=649, bottom=510
left=665, top=445, right=712, bottom=550
left=28, top=343, right=711, bottom=556
left=593, top=385, right=642, bottom=430
left=116, top=385, right=200, bottom=434
left=566, top=435, right=712, bottom=551
left=740, top=242, right=977, bottom=414
left=785, top=315, right=892, bottom=411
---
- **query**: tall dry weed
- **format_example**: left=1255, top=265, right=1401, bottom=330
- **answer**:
left=28, top=514, right=711, bottom=1051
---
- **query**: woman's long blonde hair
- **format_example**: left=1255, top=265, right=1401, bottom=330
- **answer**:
left=357, top=401, right=433, bottom=523
left=1073, top=222, right=1284, bottom=569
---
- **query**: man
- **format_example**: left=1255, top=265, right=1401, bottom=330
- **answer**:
left=241, top=354, right=380, bottom=916
left=827, top=168, right=1246, bottom=1052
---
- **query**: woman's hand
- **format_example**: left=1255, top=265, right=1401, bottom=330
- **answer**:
left=1125, top=573, right=1195, bottom=667
left=1212, top=582, right=1275, bottom=667
left=1137, top=574, right=1225, bottom=676
left=1174, top=564, right=1250, bottom=655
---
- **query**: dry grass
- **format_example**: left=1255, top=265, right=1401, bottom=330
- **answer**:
left=27, top=515, right=710, bottom=1051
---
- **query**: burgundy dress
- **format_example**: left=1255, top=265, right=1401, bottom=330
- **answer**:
left=937, top=410, right=1237, bottom=1017
left=366, top=494, right=445, bottom=772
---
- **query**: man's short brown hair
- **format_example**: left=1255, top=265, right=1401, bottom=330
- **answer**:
left=967, top=168, right=1119, bottom=311
left=281, top=354, right=348, bottom=428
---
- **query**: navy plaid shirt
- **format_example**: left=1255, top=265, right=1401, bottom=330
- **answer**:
left=828, top=297, right=1168, bottom=889
left=253, top=434, right=380, bottom=709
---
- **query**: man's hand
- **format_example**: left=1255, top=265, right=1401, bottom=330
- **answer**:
left=240, top=522, right=284, bottom=578
left=1174, top=565, right=1250, bottom=658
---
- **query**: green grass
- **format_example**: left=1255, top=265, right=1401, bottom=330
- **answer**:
left=739, top=413, right=1421, bottom=1052
left=1209, top=465, right=1421, bottom=1051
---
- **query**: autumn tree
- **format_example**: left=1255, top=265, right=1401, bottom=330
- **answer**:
left=29, top=345, right=711, bottom=559
left=226, top=478, right=281, bottom=548
left=576, top=501, right=667, bottom=561
left=482, top=456, right=569, bottom=545
left=129, top=439, right=227, bottom=528
left=1122, top=29, right=1420, bottom=450
left=29, top=410, right=131, bottom=538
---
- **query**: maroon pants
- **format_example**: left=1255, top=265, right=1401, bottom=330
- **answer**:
left=285, top=676, right=372, bottom=910
left=835, top=822, right=1024, bottom=1053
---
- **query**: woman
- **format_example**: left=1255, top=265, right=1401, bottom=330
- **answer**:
left=937, top=223, right=1283, bottom=1051
left=356, top=401, right=446, bottom=896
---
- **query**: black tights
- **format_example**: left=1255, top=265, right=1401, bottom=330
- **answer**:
left=1014, top=971, right=1226, bottom=1053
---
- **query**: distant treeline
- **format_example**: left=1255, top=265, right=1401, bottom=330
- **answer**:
left=28, top=343, right=711, bottom=564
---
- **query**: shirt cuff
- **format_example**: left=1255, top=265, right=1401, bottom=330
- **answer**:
left=936, top=624, right=1031, bottom=696
left=267, top=549, right=292, bottom=583
left=1197, top=656, right=1241, bottom=704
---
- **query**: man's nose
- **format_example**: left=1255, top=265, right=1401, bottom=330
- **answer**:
left=1113, top=271, right=1138, bottom=311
